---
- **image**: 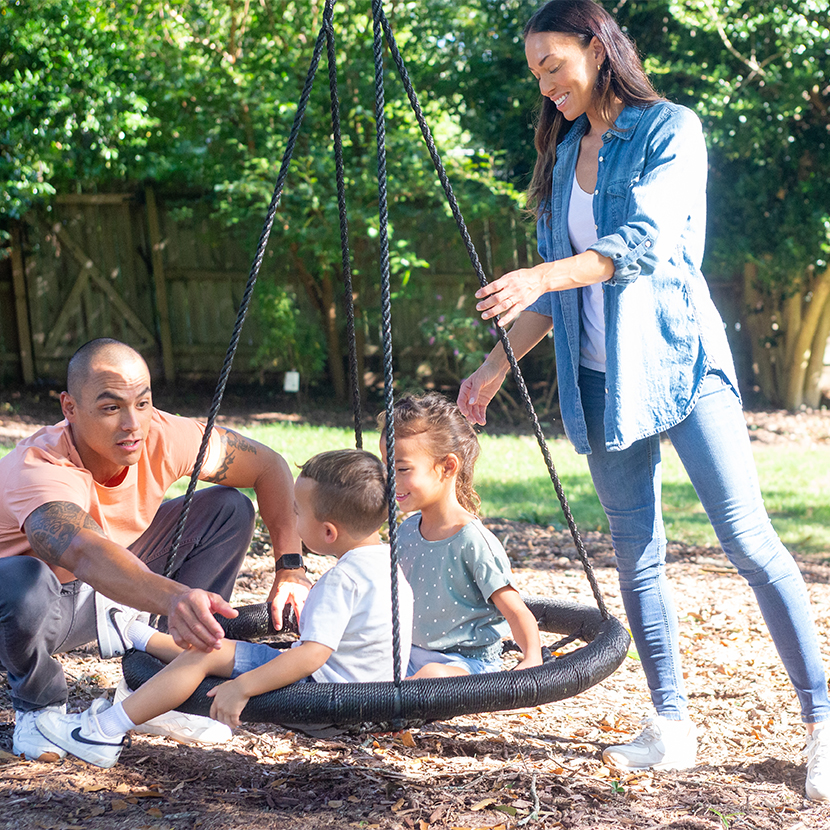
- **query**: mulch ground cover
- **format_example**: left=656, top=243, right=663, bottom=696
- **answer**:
left=2, top=405, right=830, bottom=829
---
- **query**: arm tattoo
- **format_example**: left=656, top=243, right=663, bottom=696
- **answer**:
left=202, top=428, right=258, bottom=484
left=24, top=502, right=104, bottom=567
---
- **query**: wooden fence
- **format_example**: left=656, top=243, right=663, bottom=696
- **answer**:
left=0, top=187, right=533, bottom=391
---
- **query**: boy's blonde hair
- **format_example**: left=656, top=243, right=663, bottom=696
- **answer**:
left=377, top=392, right=482, bottom=515
left=298, top=449, right=388, bottom=537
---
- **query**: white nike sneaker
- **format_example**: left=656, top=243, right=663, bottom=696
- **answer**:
left=113, top=679, right=232, bottom=745
left=36, top=698, right=127, bottom=769
left=13, top=706, right=68, bottom=761
left=95, top=593, right=151, bottom=660
left=805, top=723, right=830, bottom=802
left=602, top=715, right=698, bottom=771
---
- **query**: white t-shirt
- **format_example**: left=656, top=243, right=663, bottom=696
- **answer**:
left=569, top=174, right=605, bottom=372
left=296, top=544, right=414, bottom=684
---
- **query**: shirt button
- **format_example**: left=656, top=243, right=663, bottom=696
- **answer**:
left=598, top=156, right=604, bottom=162
left=593, top=189, right=598, bottom=195
left=645, top=240, right=652, bottom=247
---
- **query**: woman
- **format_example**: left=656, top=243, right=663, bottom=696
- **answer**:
left=457, top=0, right=830, bottom=801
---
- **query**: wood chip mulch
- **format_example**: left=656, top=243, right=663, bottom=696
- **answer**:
left=2, top=406, right=830, bottom=828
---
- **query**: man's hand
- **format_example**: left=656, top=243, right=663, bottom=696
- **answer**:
left=167, top=588, right=238, bottom=652
left=267, top=569, right=312, bottom=630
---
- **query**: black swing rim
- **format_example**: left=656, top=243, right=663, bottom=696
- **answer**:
left=122, top=598, right=630, bottom=733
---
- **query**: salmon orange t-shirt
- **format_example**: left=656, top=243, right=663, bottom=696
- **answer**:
left=0, top=409, right=222, bottom=566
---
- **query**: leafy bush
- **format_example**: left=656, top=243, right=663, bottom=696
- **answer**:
left=251, top=280, right=326, bottom=385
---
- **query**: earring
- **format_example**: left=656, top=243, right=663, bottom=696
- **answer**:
left=597, top=64, right=602, bottom=71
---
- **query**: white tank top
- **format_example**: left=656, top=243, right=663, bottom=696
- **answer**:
left=568, top=173, right=605, bottom=372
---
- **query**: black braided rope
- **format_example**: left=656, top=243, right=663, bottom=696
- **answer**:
left=325, top=18, right=363, bottom=449
left=159, top=2, right=335, bottom=584
left=371, top=0, right=403, bottom=703
left=377, top=8, right=609, bottom=619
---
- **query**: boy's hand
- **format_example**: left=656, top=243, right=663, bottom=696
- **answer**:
left=206, top=679, right=249, bottom=728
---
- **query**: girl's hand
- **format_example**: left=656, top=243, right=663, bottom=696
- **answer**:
left=206, top=679, right=249, bottom=728
left=475, top=266, right=549, bottom=328
left=458, top=362, right=508, bottom=426
left=513, top=654, right=544, bottom=671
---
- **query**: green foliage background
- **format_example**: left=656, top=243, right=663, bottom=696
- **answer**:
left=1, top=0, right=828, bottom=400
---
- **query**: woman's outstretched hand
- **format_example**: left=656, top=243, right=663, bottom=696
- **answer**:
left=458, top=361, right=507, bottom=426
left=475, top=266, right=548, bottom=328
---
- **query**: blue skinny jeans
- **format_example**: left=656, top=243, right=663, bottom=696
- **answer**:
left=579, top=367, right=830, bottom=724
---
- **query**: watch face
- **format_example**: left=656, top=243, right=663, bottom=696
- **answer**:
left=277, top=554, right=304, bottom=570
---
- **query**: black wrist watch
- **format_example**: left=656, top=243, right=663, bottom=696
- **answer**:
left=275, top=553, right=305, bottom=571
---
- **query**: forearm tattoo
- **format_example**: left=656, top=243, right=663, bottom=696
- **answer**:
left=202, top=428, right=258, bottom=484
left=24, top=502, right=104, bottom=567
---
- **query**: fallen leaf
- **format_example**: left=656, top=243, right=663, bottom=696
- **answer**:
left=111, top=799, right=130, bottom=812
left=471, top=798, right=497, bottom=811
left=399, top=730, right=417, bottom=747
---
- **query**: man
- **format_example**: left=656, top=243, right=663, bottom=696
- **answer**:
left=0, top=338, right=310, bottom=760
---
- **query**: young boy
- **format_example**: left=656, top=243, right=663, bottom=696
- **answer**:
left=36, top=449, right=414, bottom=768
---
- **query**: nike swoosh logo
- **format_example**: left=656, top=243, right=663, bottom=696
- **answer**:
left=70, top=727, right=124, bottom=747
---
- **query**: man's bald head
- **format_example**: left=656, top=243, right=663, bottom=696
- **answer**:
left=66, top=339, right=149, bottom=400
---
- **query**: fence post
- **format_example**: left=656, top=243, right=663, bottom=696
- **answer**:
left=10, top=221, right=35, bottom=384
left=145, top=184, right=176, bottom=383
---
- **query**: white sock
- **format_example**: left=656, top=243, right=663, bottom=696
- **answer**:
left=95, top=701, right=136, bottom=738
left=124, top=620, right=157, bottom=652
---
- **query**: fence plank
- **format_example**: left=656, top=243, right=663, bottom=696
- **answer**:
left=10, top=222, right=35, bottom=383
left=145, top=185, right=176, bottom=382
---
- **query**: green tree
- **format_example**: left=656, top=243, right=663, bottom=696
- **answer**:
left=633, top=0, right=830, bottom=408
left=2, top=0, right=526, bottom=396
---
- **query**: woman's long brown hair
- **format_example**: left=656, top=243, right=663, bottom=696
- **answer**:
left=524, top=0, right=663, bottom=215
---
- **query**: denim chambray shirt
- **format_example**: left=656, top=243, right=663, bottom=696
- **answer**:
left=528, top=102, right=738, bottom=454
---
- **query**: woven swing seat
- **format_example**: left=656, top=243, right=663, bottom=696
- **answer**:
left=122, top=596, right=629, bottom=734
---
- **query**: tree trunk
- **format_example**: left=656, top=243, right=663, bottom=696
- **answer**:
left=803, top=266, right=830, bottom=408
left=742, top=261, right=830, bottom=410
left=291, top=249, right=348, bottom=401
left=784, top=265, right=830, bottom=409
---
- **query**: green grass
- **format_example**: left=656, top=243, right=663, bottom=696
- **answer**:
left=4, top=422, right=829, bottom=556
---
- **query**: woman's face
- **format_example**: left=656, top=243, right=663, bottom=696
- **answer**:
left=525, top=31, right=603, bottom=122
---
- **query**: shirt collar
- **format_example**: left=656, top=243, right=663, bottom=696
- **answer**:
left=603, top=105, right=647, bottom=140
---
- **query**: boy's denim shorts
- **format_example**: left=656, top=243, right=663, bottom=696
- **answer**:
left=231, top=641, right=315, bottom=683
left=406, top=644, right=501, bottom=677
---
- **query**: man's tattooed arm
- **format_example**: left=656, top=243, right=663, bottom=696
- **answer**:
left=24, top=502, right=105, bottom=568
left=202, top=428, right=258, bottom=485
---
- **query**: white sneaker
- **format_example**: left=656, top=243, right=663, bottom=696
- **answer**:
left=13, top=706, right=68, bottom=761
left=35, top=698, right=127, bottom=769
left=95, top=593, right=151, bottom=659
left=602, top=715, right=698, bottom=771
left=113, top=679, right=232, bottom=745
left=804, top=723, right=830, bottom=801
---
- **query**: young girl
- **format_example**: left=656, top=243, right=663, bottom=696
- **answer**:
left=379, top=392, right=542, bottom=678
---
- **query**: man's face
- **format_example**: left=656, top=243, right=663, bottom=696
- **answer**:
left=60, top=355, right=154, bottom=484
